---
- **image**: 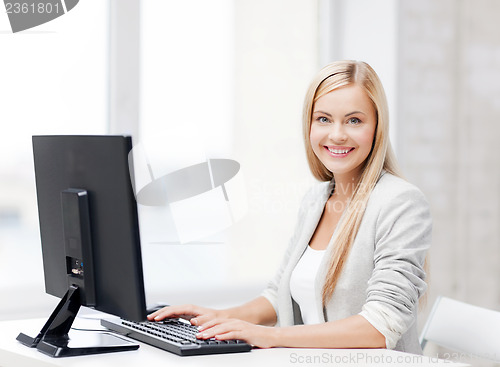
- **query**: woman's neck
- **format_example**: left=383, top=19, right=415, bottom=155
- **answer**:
left=332, top=171, right=361, bottom=200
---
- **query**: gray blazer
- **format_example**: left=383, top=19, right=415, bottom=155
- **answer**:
left=261, top=172, right=432, bottom=353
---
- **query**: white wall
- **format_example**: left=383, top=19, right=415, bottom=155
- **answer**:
left=397, top=1, right=500, bottom=365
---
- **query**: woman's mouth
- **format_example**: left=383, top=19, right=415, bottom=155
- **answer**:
left=324, top=146, right=355, bottom=157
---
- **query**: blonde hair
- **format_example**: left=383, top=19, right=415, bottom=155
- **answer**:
left=302, top=60, right=403, bottom=305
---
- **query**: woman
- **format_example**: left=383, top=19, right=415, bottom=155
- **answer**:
left=148, top=60, right=432, bottom=354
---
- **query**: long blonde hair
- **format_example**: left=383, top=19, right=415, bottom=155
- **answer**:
left=302, top=61, right=402, bottom=305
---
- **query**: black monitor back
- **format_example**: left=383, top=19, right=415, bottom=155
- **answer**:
left=32, top=135, right=147, bottom=321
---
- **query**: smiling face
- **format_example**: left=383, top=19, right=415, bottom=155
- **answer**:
left=309, top=84, right=377, bottom=183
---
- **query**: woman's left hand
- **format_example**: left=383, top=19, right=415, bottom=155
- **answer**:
left=196, top=318, right=278, bottom=349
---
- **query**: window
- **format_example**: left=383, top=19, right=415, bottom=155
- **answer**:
left=0, top=0, right=108, bottom=320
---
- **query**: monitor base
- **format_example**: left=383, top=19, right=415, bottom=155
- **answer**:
left=16, top=285, right=139, bottom=357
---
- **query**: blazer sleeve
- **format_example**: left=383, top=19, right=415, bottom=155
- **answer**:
left=358, top=185, right=432, bottom=349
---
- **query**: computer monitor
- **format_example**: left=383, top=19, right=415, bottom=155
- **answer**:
left=17, top=135, right=148, bottom=357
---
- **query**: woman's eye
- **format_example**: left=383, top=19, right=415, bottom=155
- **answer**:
left=318, top=117, right=330, bottom=123
left=347, top=117, right=361, bottom=125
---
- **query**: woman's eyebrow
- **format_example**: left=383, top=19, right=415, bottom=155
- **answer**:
left=312, top=110, right=332, bottom=117
left=345, top=111, right=366, bottom=117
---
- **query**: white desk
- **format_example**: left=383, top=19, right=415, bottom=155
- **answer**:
left=0, top=317, right=470, bottom=367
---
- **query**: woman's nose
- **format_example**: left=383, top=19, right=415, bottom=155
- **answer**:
left=328, top=124, right=348, bottom=143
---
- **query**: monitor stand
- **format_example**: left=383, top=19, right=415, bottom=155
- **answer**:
left=16, top=285, right=139, bottom=357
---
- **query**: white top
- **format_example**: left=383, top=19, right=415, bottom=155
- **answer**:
left=289, top=245, right=326, bottom=324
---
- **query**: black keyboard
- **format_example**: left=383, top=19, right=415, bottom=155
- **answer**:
left=101, top=318, right=252, bottom=356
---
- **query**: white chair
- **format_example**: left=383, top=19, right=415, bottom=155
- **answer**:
left=420, top=296, right=500, bottom=363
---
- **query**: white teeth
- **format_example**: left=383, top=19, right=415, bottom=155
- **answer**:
left=328, top=147, right=351, bottom=154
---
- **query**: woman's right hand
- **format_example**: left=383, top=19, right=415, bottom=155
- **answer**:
left=147, top=304, right=226, bottom=326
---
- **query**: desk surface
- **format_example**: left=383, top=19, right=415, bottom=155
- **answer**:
left=0, top=317, right=469, bottom=367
